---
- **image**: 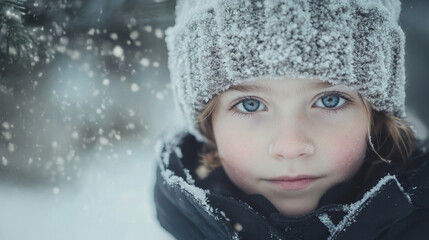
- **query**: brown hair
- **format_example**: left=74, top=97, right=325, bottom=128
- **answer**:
left=198, top=95, right=222, bottom=170
left=198, top=94, right=416, bottom=174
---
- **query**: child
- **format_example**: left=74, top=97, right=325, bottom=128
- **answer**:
left=154, top=0, right=429, bottom=239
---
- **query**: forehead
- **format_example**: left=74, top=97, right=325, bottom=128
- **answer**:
left=227, top=80, right=333, bottom=93
left=224, top=78, right=350, bottom=96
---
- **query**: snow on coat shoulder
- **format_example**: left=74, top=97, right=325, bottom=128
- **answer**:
left=155, top=127, right=227, bottom=220
left=322, top=174, right=413, bottom=239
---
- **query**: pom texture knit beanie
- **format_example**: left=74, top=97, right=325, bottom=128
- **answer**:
left=165, top=0, right=406, bottom=141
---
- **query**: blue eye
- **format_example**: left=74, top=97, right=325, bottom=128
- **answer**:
left=236, top=99, right=265, bottom=113
left=315, top=94, right=346, bottom=109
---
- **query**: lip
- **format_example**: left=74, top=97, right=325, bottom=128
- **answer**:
left=266, top=175, right=319, bottom=190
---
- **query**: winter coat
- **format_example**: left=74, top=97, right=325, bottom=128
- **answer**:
left=154, top=130, right=429, bottom=240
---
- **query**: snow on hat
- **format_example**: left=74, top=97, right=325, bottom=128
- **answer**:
left=165, top=0, right=406, bottom=142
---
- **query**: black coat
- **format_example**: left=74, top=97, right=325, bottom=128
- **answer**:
left=154, top=130, right=429, bottom=240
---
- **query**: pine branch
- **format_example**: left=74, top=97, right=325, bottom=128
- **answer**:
left=0, top=0, right=26, bottom=11
left=0, top=0, right=38, bottom=68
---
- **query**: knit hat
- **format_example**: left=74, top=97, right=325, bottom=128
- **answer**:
left=165, top=0, right=406, bottom=142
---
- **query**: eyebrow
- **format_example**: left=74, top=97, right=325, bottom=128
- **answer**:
left=226, top=81, right=334, bottom=93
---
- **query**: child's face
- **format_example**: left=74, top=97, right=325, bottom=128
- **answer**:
left=212, top=77, right=369, bottom=217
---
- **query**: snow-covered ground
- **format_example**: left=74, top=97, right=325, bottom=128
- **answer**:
left=0, top=142, right=173, bottom=240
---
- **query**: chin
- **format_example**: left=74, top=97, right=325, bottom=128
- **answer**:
left=279, top=208, right=314, bottom=217
left=274, top=199, right=319, bottom=217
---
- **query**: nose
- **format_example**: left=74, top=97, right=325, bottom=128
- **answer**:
left=268, top=119, right=315, bottom=160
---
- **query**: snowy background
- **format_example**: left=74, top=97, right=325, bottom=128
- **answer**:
left=0, top=0, right=427, bottom=240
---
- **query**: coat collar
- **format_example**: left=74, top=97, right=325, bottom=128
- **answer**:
left=203, top=165, right=418, bottom=239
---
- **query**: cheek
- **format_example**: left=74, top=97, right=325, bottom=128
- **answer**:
left=219, top=145, right=258, bottom=194
left=324, top=129, right=367, bottom=179
left=214, top=123, right=259, bottom=190
left=217, top=134, right=253, bottom=181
